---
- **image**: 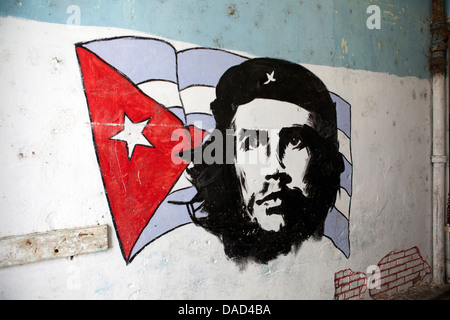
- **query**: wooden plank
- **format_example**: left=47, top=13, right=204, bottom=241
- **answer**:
left=0, top=225, right=108, bottom=268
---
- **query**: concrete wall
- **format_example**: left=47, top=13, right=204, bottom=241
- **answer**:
left=0, top=0, right=436, bottom=300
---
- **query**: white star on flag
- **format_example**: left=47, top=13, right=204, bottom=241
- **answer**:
left=110, top=113, right=154, bottom=159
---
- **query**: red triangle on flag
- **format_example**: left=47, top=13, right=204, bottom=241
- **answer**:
left=76, top=46, right=207, bottom=262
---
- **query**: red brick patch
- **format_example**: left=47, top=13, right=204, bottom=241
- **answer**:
left=334, top=246, right=431, bottom=300
left=369, top=246, right=431, bottom=300
left=334, top=268, right=367, bottom=300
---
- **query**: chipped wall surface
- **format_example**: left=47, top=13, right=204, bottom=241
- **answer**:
left=0, top=0, right=431, bottom=78
left=0, top=0, right=436, bottom=300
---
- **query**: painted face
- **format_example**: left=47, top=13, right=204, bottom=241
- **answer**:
left=232, top=99, right=313, bottom=232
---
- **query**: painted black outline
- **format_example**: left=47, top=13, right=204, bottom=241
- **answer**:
left=127, top=185, right=197, bottom=263
left=328, top=91, right=353, bottom=259
left=176, top=46, right=249, bottom=91
left=75, top=39, right=187, bottom=263
left=76, top=36, right=353, bottom=264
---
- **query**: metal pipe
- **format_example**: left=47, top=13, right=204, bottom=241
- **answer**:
left=447, top=0, right=450, bottom=285
left=446, top=225, right=450, bottom=283
left=431, top=0, right=448, bottom=286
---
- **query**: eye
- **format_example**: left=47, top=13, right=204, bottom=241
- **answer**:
left=241, top=131, right=260, bottom=151
left=238, top=130, right=269, bottom=152
left=288, top=132, right=306, bottom=150
left=289, top=135, right=300, bottom=146
left=279, top=127, right=308, bottom=154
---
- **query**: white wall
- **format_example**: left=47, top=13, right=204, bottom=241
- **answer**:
left=0, top=16, right=432, bottom=299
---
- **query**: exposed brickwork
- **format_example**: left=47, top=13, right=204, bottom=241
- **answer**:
left=334, top=246, right=432, bottom=300
left=369, top=246, right=431, bottom=300
left=334, top=269, right=367, bottom=300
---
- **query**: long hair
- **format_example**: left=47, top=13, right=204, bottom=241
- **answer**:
left=187, top=58, right=344, bottom=263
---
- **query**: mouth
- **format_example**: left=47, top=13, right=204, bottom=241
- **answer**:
left=255, top=192, right=283, bottom=212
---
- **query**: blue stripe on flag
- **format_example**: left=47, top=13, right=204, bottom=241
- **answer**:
left=331, top=93, right=351, bottom=139
left=341, top=157, right=353, bottom=197
left=177, top=48, right=247, bottom=90
left=83, top=37, right=178, bottom=84
left=324, top=207, right=350, bottom=258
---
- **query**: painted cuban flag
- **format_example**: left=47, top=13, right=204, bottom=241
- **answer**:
left=76, top=36, right=352, bottom=263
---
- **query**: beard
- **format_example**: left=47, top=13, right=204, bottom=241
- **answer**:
left=220, top=186, right=329, bottom=265
left=188, top=162, right=336, bottom=265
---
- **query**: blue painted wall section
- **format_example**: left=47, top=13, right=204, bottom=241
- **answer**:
left=0, top=0, right=431, bottom=78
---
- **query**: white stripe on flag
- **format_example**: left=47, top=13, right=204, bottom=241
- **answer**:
left=179, top=86, right=216, bottom=115
left=338, top=130, right=352, bottom=165
left=138, top=80, right=183, bottom=108
left=335, top=189, right=351, bottom=219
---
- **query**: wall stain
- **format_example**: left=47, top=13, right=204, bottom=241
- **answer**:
left=227, top=3, right=239, bottom=20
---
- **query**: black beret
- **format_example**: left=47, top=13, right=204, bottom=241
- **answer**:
left=210, top=58, right=337, bottom=139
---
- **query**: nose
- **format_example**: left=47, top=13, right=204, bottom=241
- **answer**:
left=261, top=145, right=292, bottom=184
left=265, top=167, right=292, bottom=185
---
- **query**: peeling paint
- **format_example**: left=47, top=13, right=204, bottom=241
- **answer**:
left=341, top=37, right=348, bottom=54
left=0, top=0, right=431, bottom=78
